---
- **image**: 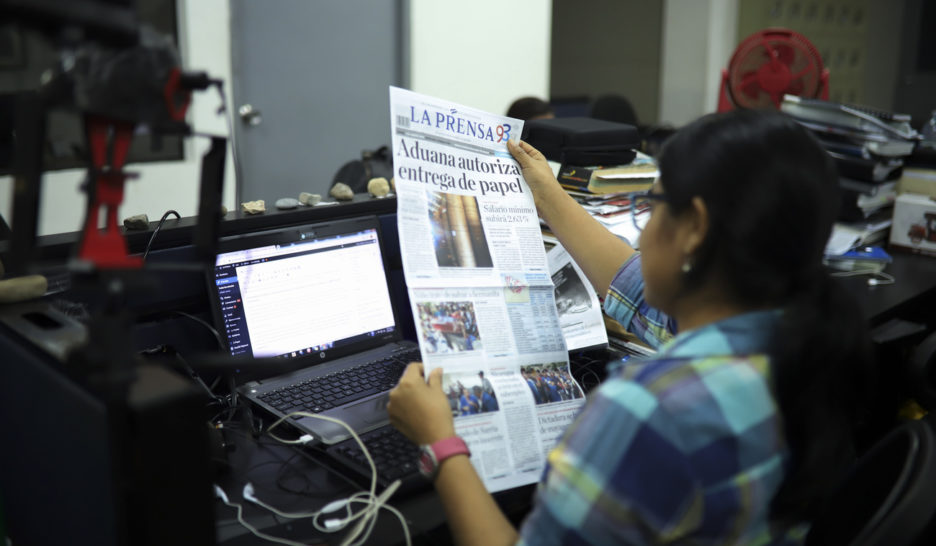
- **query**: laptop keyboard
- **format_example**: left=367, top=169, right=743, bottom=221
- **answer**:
left=258, top=347, right=421, bottom=417
left=325, top=425, right=426, bottom=491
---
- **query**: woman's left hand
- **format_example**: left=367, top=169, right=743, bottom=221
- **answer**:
left=387, top=362, right=456, bottom=445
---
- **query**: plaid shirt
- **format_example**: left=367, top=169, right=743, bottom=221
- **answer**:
left=518, top=254, right=803, bottom=545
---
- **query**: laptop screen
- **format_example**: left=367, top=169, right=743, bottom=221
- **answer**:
left=210, top=217, right=398, bottom=360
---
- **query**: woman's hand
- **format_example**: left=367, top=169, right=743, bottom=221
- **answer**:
left=390, top=368, right=519, bottom=546
left=387, top=362, right=456, bottom=445
left=507, top=139, right=564, bottom=211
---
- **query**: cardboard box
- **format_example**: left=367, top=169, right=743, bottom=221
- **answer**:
left=890, top=193, right=936, bottom=257
left=898, top=167, right=936, bottom=198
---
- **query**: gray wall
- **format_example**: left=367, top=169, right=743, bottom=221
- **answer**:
left=550, top=0, right=664, bottom=124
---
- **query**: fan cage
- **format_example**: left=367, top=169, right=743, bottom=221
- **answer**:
left=726, top=28, right=825, bottom=109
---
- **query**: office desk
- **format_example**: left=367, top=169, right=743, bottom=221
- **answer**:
left=5, top=203, right=936, bottom=545
left=838, top=251, right=936, bottom=327
left=212, top=424, right=534, bottom=546
left=211, top=251, right=936, bottom=545
left=213, top=432, right=443, bottom=545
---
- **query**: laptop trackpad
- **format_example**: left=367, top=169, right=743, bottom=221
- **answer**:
left=306, top=393, right=390, bottom=444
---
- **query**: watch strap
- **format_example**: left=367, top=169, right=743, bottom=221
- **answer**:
left=430, top=436, right=471, bottom=463
left=420, top=436, right=470, bottom=479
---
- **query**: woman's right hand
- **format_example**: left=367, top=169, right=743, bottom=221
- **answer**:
left=507, top=140, right=563, bottom=210
left=387, top=362, right=456, bottom=446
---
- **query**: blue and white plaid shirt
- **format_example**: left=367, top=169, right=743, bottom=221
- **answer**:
left=518, top=254, right=804, bottom=545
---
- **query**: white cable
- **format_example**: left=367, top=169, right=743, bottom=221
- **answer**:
left=214, top=484, right=310, bottom=546
left=340, top=481, right=408, bottom=546
left=241, top=482, right=349, bottom=520
left=830, top=269, right=896, bottom=285
left=265, top=432, right=315, bottom=446
left=267, top=412, right=378, bottom=494
left=263, top=411, right=412, bottom=546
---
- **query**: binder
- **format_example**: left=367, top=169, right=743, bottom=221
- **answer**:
left=781, top=94, right=917, bottom=140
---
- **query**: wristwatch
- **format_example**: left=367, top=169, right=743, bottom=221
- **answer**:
left=418, top=436, right=471, bottom=480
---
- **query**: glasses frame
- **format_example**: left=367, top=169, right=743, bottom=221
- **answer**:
left=627, top=191, right=671, bottom=233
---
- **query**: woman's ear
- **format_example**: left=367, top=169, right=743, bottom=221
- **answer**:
left=681, top=196, right=709, bottom=255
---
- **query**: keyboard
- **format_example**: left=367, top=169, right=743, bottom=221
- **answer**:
left=325, top=425, right=427, bottom=492
left=258, top=347, right=420, bottom=417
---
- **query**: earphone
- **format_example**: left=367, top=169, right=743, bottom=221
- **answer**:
left=216, top=411, right=411, bottom=546
left=866, top=272, right=896, bottom=286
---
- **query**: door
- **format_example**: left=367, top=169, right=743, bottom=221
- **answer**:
left=230, top=0, right=408, bottom=205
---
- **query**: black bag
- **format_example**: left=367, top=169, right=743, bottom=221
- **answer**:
left=521, top=117, right=639, bottom=166
left=331, top=145, right=394, bottom=194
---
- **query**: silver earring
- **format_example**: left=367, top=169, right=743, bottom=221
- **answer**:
left=681, top=260, right=693, bottom=274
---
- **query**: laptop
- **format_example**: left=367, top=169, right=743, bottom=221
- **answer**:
left=207, top=215, right=419, bottom=444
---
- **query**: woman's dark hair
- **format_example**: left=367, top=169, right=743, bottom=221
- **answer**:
left=657, top=109, right=876, bottom=523
left=506, top=97, right=554, bottom=121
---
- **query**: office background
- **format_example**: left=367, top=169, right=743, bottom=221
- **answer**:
left=0, top=0, right=926, bottom=238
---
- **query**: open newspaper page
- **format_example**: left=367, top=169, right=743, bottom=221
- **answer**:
left=390, top=87, right=586, bottom=492
left=547, top=243, right=608, bottom=351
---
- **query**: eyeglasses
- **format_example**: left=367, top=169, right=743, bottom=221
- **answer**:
left=628, top=191, right=671, bottom=232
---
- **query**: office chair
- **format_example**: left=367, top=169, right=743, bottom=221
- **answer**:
left=588, top=94, right=638, bottom=126
left=805, top=419, right=936, bottom=545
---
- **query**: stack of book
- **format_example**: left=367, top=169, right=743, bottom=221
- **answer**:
left=781, top=94, right=921, bottom=254
left=544, top=151, right=658, bottom=248
left=556, top=152, right=657, bottom=195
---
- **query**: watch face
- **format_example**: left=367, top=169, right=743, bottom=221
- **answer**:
left=418, top=447, right=435, bottom=478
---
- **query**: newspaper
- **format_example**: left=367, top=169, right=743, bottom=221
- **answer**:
left=390, top=87, right=586, bottom=492
left=547, top=244, right=608, bottom=352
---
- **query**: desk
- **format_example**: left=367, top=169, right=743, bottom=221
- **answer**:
left=841, top=251, right=936, bottom=327
left=4, top=207, right=936, bottom=545
left=212, top=427, right=534, bottom=546
left=212, top=251, right=936, bottom=545
left=213, top=431, right=447, bottom=545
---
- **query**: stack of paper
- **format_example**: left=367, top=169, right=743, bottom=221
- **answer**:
left=825, top=209, right=893, bottom=257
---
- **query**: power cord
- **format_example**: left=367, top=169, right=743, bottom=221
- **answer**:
left=139, top=344, right=222, bottom=402
left=174, top=310, right=225, bottom=349
left=142, top=209, right=181, bottom=260
left=174, top=351, right=221, bottom=401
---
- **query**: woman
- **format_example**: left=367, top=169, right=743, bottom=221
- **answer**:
left=388, top=110, right=875, bottom=544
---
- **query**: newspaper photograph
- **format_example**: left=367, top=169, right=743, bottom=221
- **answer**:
left=547, top=243, right=608, bottom=351
left=390, top=86, right=586, bottom=492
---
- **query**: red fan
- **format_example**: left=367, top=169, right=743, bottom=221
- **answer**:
left=717, top=28, right=829, bottom=111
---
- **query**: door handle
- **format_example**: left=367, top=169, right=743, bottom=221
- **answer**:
left=238, top=104, right=263, bottom=126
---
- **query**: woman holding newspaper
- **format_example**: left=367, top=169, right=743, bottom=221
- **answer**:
left=388, top=109, right=875, bottom=544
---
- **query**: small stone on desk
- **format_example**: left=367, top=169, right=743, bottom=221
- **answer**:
left=241, top=200, right=266, bottom=215
left=329, top=182, right=354, bottom=201
left=367, top=177, right=390, bottom=198
left=275, top=197, right=300, bottom=210
left=123, top=214, right=149, bottom=230
left=299, top=192, right=321, bottom=206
